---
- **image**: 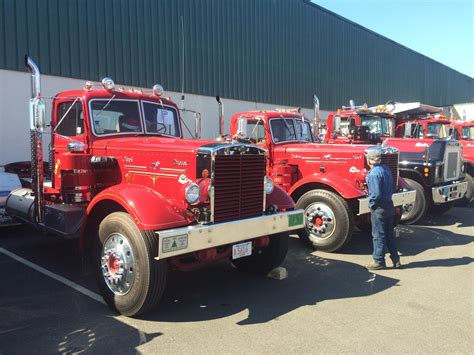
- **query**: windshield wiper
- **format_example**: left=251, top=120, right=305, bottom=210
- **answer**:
left=95, top=95, right=116, bottom=118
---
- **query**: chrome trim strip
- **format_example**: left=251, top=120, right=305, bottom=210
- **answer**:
left=357, top=190, right=417, bottom=215
left=160, top=167, right=186, bottom=172
left=128, top=170, right=178, bottom=178
left=154, top=210, right=304, bottom=260
left=432, top=181, right=468, bottom=204
left=124, top=165, right=147, bottom=169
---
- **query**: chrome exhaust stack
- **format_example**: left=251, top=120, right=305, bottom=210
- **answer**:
left=313, top=95, right=320, bottom=140
left=216, top=96, right=225, bottom=140
left=195, top=112, right=202, bottom=139
left=25, top=55, right=45, bottom=223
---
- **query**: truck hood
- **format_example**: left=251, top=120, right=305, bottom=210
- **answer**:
left=96, top=136, right=216, bottom=155
left=92, top=136, right=220, bottom=180
left=282, top=142, right=371, bottom=156
left=276, top=143, right=370, bottom=171
left=383, top=138, right=435, bottom=153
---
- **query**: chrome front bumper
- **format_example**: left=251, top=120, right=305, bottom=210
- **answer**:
left=358, top=190, right=417, bottom=215
left=154, top=210, right=304, bottom=260
left=432, top=181, right=468, bottom=204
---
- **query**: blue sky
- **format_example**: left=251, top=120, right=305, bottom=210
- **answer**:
left=313, top=0, right=474, bottom=78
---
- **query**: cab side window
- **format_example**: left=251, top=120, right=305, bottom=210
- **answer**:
left=246, top=120, right=266, bottom=143
left=56, top=101, right=84, bottom=136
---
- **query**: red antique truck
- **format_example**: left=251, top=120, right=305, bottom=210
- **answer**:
left=1, top=57, right=304, bottom=317
left=449, top=120, right=474, bottom=201
left=228, top=98, right=416, bottom=252
left=389, top=102, right=473, bottom=202
left=323, top=101, right=468, bottom=224
left=450, top=121, right=474, bottom=201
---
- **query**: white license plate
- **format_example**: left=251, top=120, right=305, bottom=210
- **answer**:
left=232, top=241, right=252, bottom=260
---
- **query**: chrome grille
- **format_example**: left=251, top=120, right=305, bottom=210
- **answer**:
left=380, top=153, right=399, bottom=191
left=446, top=152, right=458, bottom=180
left=213, top=154, right=265, bottom=223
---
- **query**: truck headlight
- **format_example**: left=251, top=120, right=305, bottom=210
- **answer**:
left=185, top=183, right=200, bottom=204
left=264, top=177, right=274, bottom=195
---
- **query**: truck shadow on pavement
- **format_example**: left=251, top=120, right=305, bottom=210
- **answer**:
left=0, top=241, right=162, bottom=354
left=145, top=238, right=399, bottom=325
left=423, top=205, right=474, bottom=228
left=339, top=206, right=474, bottom=258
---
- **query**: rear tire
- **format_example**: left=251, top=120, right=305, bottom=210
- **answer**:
left=95, top=212, right=167, bottom=317
left=400, top=178, right=427, bottom=225
left=232, top=232, right=289, bottom=274
left=295, top=189, right=353, bottom=252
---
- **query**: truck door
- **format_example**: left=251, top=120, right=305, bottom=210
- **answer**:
left=52, top=100, right=86, bottom=188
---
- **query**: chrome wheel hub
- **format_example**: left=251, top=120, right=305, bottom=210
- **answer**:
left=304, top=202, right=336, bottom=240
left=101, top=233, right=135, bottom=295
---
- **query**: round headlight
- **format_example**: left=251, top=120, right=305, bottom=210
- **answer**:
left=185, top=183, right=200, bottom=204
left=264, top=177, right=274, bottom=195
left=101, top=77, right=115, bottom=91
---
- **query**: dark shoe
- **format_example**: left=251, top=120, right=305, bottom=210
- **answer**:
left=392, top=260, right=403, bottom=269
left=365, top=261, right=386, bottom=270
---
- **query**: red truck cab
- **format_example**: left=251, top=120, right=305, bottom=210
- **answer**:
left=229, top=109, right=415, bottom=252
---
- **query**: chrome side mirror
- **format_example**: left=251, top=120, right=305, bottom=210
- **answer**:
left=237, top=117, right=248, bottom=138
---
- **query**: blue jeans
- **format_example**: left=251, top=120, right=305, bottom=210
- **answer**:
left=371, top=207, right=399, bottom=265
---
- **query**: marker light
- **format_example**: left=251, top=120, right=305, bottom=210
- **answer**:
left=424, top=168, right=429, bottom=173
left=84, top=81, right=94, bottom=91
left=101, top=77, right=115, bottom=91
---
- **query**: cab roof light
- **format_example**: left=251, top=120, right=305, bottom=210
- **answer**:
left=101, top=77, right=115, bottom=91
left=153, top=84, right=164, bottom=96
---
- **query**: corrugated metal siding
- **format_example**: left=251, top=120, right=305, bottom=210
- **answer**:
left=0, top=0, right=472, bottom=109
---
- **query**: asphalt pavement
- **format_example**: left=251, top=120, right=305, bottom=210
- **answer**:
left=0, top=205, right=473, bottom=354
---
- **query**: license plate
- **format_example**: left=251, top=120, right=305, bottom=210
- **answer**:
left=162, top=234, right=188, bottom=253
left=232, top=241, right=252, bottom=260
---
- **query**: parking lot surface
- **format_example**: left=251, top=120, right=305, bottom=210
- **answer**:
left=0, top=205, right=473, bottom=354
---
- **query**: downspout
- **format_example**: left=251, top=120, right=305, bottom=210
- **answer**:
left=25, top=55, right=45, bottom=223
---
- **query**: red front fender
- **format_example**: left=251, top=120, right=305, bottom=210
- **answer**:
left=288, top=172, right=365, bottom=200
left=86, top=184, right=196, bottom=231
left=266, top=184, right=296, bottom=210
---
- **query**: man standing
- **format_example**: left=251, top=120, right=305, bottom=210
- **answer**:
left=365, top=147, right=401, bottom=270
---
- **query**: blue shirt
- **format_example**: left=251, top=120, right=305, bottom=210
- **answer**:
left=366, top=164, right=394, bottom=210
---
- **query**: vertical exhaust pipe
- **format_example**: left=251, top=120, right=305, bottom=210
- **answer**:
left=313, top=95, right=320, bottom=140
left=349, top=99, right=355, bottom=110
left=216, top=96, right=224, bottom=140
left=195, top=112, right=202, bottom=139
left=25, top=55, right=45, bottom=223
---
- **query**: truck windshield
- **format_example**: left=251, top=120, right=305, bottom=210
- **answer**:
left=462, top=126, right=474, bottom=140
left=142, top=101, right=180, bottom=137
left=427, top=123, right=448, bottom=138
left=360, top=116, right=394, bottom=136
left=270, top=118, right=313, bottom=143
left=91, top=100, right=143, bottom=136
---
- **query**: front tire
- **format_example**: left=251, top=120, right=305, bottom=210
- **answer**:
left=296, top=190, right=353, bottom=252
left=95, top=212, right=167, bottom=317
left=232, top=232, right=289, bottom=274
left=400, top=178, right=427, bottom=225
